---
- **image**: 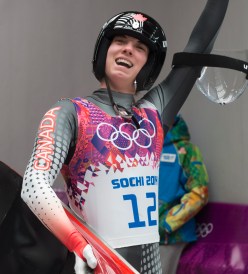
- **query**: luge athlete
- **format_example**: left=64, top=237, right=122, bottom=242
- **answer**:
left=21, top=2, right=229, bottom=273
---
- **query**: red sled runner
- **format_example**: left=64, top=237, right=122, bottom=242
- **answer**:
left=63, top=203, right=139, bottom=273
left=0, top=161, right=138, bottom=274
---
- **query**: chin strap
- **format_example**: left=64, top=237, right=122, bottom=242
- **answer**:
left=104, top=77, right=140, bottom=129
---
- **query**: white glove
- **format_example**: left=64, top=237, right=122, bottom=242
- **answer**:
left=74, top=244, right=97, bottom=274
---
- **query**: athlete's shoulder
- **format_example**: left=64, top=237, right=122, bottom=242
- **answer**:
left=41, top=98, right=81, bottom=124
left=55, top=97, right=92, bottom=112
left=137, top=85, right=164, bottom=117
left=136, top=98, right=157, bottom=110
left=44, top=98, right=76, bottom=117
left=55, top=97, right=76, bottom=107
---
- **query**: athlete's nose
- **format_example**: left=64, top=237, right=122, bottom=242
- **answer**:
left=122, top=42, right=133, bottom=56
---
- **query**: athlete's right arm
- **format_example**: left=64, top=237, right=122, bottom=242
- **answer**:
left=21, top=99, right=97, bottom=271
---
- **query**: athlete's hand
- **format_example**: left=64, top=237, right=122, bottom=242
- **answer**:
left=74, top=244, right=97, bottom=274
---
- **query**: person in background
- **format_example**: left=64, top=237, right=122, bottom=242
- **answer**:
left=159, top=114, right=209, bottom=274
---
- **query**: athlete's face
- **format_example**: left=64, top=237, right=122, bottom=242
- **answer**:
left=102, top=35, right=149, bottom=94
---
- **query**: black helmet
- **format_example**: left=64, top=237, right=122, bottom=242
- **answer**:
left=92, top=11, right=167, bottom=91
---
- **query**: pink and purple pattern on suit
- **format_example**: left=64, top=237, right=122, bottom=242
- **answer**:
left=61, top=98, right=163, bottom=212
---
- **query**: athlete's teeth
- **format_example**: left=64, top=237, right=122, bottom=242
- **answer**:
left=116, top=58, right=133, bottom=68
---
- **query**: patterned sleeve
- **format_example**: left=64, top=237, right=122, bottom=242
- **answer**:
left=163, top=143, right=209, bottom=233
left=21, top=99, right=88, bottom=256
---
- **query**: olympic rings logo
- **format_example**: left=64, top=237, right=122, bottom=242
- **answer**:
left=196, top=222, right=213, bottom=238
left=96, top=118, right=156, bottom=150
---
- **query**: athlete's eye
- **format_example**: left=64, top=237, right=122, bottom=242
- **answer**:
left=136, top=43, right=149, bottom=54
left=137, top=45, right=145, bottom=51
left=113, top=36, right=126, bottom=44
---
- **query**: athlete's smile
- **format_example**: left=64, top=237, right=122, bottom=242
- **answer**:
left=115, top=58, right=133, bottom=68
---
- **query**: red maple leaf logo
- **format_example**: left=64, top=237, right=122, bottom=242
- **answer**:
left=132, top=13, right=147, bottom=22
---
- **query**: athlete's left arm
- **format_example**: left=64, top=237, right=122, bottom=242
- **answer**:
left=142, top=0, right=229, bottom=133
left=162, top=144, right=209, bottom=233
